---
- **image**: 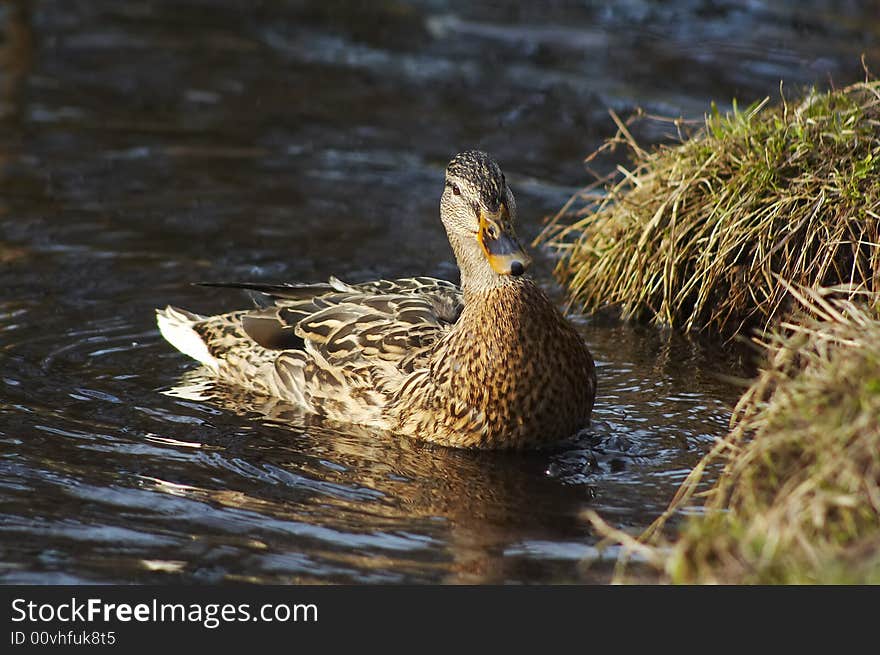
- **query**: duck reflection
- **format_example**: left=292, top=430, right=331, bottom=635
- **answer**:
left=162, top=369, right=595, bottom=583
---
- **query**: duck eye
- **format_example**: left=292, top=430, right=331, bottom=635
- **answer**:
left=450, top=182, right=461, bottom=196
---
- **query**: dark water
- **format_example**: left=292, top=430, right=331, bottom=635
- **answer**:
left=0, top=0, right=875, bottom=583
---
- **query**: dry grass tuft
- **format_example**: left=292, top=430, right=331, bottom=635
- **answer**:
left=541, top=81, right=880, bottom=336
left=597, top=288, right=880, bottom=584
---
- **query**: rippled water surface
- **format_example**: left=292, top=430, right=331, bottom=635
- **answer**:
left=1, top=0, right=876, bottom=583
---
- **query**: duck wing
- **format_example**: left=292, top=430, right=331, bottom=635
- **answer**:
left=202, top=276, right=461, bottom=321
left=198, top=278, right=461, bottom=409
left=290, top=292, right=448, bottom=371
left=275, top=285, right=459, bottom=415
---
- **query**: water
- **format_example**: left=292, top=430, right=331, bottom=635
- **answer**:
left=0, top=0, right=875, bottom=583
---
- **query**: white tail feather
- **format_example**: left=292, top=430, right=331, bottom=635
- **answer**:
left=156, top=306, right=220, bottom=374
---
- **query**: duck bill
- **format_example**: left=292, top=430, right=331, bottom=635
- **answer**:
left=478, top=207, right=531, bottom=276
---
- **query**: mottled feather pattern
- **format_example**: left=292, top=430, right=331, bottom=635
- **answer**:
left=173, top=278, right=462, bottom=430
left=167, top=275, right=595, bottom=449
left=446, top=151, right=505, bottom=211
left=157, top=151, right=596, bottom=449
left=389, top=279, right=596, bottom=448
left=189, top=311, right=278, bottom=396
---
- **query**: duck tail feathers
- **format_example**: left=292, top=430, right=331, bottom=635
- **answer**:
left=155, top=306, right=220, bottom=373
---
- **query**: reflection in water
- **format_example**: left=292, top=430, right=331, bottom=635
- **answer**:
left=146, top=311, right=743, bottom=584
left=0, top=0, right=872, bottom=583
left=163, top=370, right=595, bottom=584
left=0, top=0, right=31, bottom=121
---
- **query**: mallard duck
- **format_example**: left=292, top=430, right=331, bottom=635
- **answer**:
left=157, top=150, right=596, bottom=449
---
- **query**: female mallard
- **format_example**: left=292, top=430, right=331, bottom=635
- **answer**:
left=157, top=150, right=596, bottom=449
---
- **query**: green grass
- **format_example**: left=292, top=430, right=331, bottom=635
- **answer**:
left=549, top=80, right=880, bottom=583
left=541, top=81, right=880, bottom=336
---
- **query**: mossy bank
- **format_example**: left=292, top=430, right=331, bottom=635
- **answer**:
left=545, top=81, right=880, bottom=583
left=543, top=81, right=880, bottom=336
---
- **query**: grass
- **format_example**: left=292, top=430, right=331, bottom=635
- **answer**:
left=591, top=288, right=880, bottom=583
left=540, top=80, right=880, bottom=336
left=545, top=78, right=880, bottom=583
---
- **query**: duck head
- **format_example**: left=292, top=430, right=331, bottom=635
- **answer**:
left=439, top=150, right=531, bottom=289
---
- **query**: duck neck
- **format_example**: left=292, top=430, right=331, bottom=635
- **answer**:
left=447, top=233, right=516, bottom=303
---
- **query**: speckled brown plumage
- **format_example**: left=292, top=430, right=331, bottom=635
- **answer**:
left=391, top=279, right=595, bottom=448
left=156, top=150, right=597, bottom=449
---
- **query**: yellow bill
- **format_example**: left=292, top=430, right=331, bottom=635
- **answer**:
left=477, top=205, right=531, bottom=276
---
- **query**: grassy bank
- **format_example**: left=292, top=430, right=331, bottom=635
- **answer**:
left=542, top=80, right=880, bottom=335
left=546, top=80, right=880, bottom=583
left=597, top=290, right=880, bottom=583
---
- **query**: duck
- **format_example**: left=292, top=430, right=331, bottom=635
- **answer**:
left=156, top=150, right=596, bottom=449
